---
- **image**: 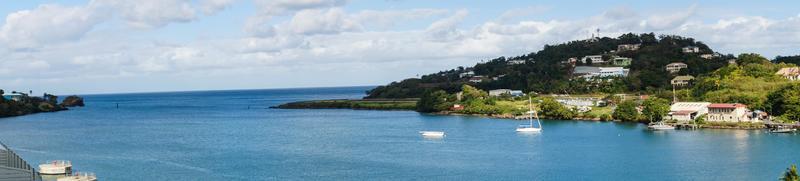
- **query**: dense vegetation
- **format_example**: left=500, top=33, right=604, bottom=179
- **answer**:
left=0, top=89, right=84, bottom=118
left=367, top=33, right=730, bottom=98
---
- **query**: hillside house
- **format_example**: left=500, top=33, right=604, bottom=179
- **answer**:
left=459, top=71, right=475, bottom=78
left=612, top=57, right=632, bottom=67
left=776, top=67, right=800, bottom=81
left=671, top=75, right=695, bottom=87
left=700, top=53, right=721, bottom=59
left=666, top=62, right=688, bottom=73
left=682, top=46, right=700, bottom=53
left=2, top=93, right=24, bottom=102
left=574, top=66, right=628, bottom=79
left=582, top=55, right=605, bottom=64
left=707, top=103, right=754, bottom=122
left=667, top=102, right=711, bottom=121
left=468, top=76, right=485, bottom=83
left=617, top=44, right=641, bottom=52
left=509, top=59, right=526, bottom=65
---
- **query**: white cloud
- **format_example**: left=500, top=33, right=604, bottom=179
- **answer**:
left=0, top=4, right=105, bottom=49
left=287, top=8, right=361, bottom=35
left=199, top=0, right=235, bottom=15
left=426, top=9, right=468, bottom=41
left=92, top=0, right=197, bottom=29
left=246, top=0, right=348, bottom=37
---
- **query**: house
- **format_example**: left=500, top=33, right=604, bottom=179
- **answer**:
left=582, top=55, right=605, bottom=64
left=666, top=62, right=688, bottom=73
left=700, top=53, right=721, bottom=59
left=617, top=44, right=641, bottom=52
left=509, top=59, right=526, bottom=65
left=612, top=57, right=632, bottom=67
left=489, top=89, right=512, bottom=97
left=682, top=46, right=700, bottom=53
left=459, top=71, right=475, bottom=78
left=468, top=76, right=485, bottom=83
left=706, top=103, right=755, bottom=122
left=451, top=104, right=464, bottom=111
left=775, top=67, right=800, bottom=81
left=671, top=75, right=695, bottom=87
left=573, top=66, right=628, bottom=79
left=562, top=57, right=578, bottom=65
left=667, top=102, right=711, bottom=121
left=2, top=93, right=24, bottom=102
left=509, top=90, right=524, bottom=97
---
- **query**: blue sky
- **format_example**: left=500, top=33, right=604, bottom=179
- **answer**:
left=0, top=0, right=799, bottom=94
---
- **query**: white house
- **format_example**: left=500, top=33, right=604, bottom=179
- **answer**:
left=776, top=67, right=800, bottom=81
left=682, top=46, right=700, bottom=53
left=666, top=62, right=688, bottom=73
left=667, top=102, right=711, bottom=121
left=489, top=89, right=512, bottom=96
left=2, top=93, right=24, bottom=102
left=573, top=66, right=628, bottom=79
left=671, top=75, right=695, bottom=87
left=468, top=76, right=485, bottom=83
left=582, top=55, right=605, bottom=64
left=460, top=71, right=475, bottom=78
left=617, top=44, right=641, bottom=52
left=706, top=103, right=755, bottom=122
left=509, top=90, right=524, bottom=97
left=700, top=53, right=721, bottom=59
left=509, top=59, right=526, bottom=65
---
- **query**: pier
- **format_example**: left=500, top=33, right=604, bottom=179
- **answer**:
left=0, top=142, right=41, bottom=181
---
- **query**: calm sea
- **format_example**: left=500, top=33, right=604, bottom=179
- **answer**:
left=0, top=86, right=798, bottom=180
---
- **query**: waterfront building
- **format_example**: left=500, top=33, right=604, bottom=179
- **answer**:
left=671, top=75, right=695, bottom=87
left=2, top=93, right=24, bottom=102
left=706, top=103, right=755, bottom=122
left=666, top=62, right=688, bottom=73
left=667, top=102, right=711, bottom=121
left=617, top=44, right=641, bottom=52
left=775, top=67, right=800, bottom=81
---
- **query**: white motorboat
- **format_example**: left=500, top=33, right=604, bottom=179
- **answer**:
left=647, top=122, right=675, bottom=130
left=516, top=97, right=542, bottom=132
left=770, top=127, right=797, bottom=133
left=419, top=131, right=445, bottom=137
left=57, top=172, right=97, bottom=181
left=39, top=160, right=72, bottom=175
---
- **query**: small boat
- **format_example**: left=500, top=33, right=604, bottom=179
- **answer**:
left=770, top=127, right=797, bottom=133
left=57, top=172, right=97, bottom=181
left=419, top=131, right=445, bottom=137
left=647, top=122, right=675, bottom=130
left=516, top=97, right=542, bottom=132
left=39, top=160, right=72, bottom=175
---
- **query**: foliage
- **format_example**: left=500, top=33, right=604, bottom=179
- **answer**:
left=538, top=97, right=575, bottom=119
left=417, top=90, right=451, bottom=112
left=641, top=97, right=670, bottom=122
left=782, top=164, right=799, bottom=181
left=691, top=59, right=792, bottom=110
left=767, top=83, right=800, bottom=122
left=0, top=90, right=74, bottom=118
left=613, top=100, right=640, bottom=122
left=775, top=55, right=800, bottom=65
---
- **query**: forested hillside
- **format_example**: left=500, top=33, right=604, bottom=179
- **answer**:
left=366, top=33, right=731, bottom=98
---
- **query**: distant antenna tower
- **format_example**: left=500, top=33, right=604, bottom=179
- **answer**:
left=596, top=28, right=600, bottom=38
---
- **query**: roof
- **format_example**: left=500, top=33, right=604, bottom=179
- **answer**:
left=672, top=75, right=695, bottom=81
left=667, top=62, right=687, bottom=66
left=776, top=67, right=800, bottom=76
left=708, top=103, right=747, bottom=109
left=670, top=102, right=711, bottom=111
left=574, top=66, right=601, bottom=74
left=672, top=110, right=697, bottom=115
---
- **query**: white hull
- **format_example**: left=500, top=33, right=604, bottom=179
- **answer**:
left=39, top=161, right=72, bottom=175
left=648, top=125, right=675, bottom=130
left=770, top=128, right=796, bottom=133
left=516, top=127, right=542, bottom=132
left=419, top=131, right=445, bottom=137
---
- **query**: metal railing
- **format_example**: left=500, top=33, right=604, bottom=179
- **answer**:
left=0, top=141, right=41, bottom=181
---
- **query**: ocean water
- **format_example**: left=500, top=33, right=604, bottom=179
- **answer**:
left=1, top=86, right=799, bottom=180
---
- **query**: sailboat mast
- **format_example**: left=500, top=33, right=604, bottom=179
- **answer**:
left=528, top=97, right=533, bottom=126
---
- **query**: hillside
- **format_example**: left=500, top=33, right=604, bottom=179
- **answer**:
left=366, top=33, right=731, bottom=98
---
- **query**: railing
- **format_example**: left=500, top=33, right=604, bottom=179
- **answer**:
left=0, top=141, right=41, bottom=181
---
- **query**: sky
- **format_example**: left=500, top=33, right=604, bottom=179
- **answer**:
left=0, top=0, right=799, bottom=95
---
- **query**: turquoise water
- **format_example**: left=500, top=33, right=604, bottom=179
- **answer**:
left=0, top=86, right=799, bottom=180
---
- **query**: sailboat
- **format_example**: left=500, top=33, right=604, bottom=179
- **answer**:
left=516, top=97, right=542, bottom=132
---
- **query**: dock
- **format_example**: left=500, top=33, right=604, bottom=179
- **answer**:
left=0, top=142, right=41, bottom=181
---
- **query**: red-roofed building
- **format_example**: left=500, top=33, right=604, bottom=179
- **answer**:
left=707, top=103, right=754, bottom=122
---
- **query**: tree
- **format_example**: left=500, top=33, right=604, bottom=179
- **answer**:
left=737, top=53, right=769, bottom=65
left=767, top=83, right=800, bottom=122
left=783, top=164, right=799, bottom=181
left=613, top=100, right=639, bottom=122
left=417, top=90, right=450, bottom=113
left=642, top=97, right=671, bottom=122
left=539, top=97, right=574, bottom=119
